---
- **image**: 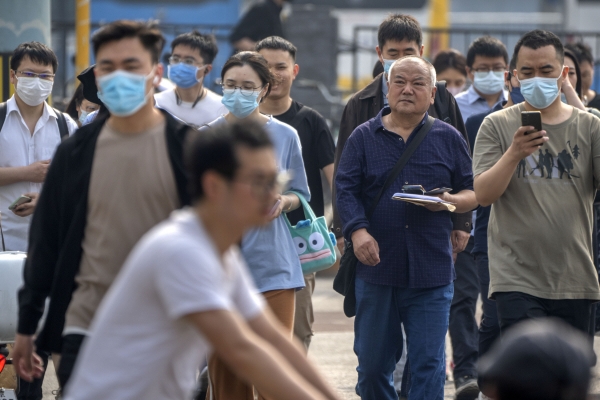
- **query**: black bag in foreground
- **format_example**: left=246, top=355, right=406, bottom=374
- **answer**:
left=333, top=116, right=435, bottom=317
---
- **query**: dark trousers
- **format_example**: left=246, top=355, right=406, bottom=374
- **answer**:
left=56, top=334, right=86, bottom=389
left=17, top=350, right=48, bottom=400
left=495, top=291, right=594, bottom=335
left=474, top=252, right=500, bottom=357
left=448, top=237, right=479, bottom=379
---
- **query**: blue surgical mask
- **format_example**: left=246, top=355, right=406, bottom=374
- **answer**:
left=473, top=71, right=505, bottom=95
left=167, top=63, right=205, bottom=89
left=509, top=86, right=525, bottom=104
left=382, top=59, right=395, bottom=75
left=97, top=69, right=154, bottom=117
left=79, top=110, right=89, bottom=125
left=518, top=71, right=563, bottom=109
left=221, top=89, right=260, bottom=119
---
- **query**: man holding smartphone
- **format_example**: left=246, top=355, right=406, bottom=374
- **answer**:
left=473, top=30, right=600, bottom=341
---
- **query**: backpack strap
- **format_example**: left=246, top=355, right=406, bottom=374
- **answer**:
left=53, top=108, right=69, bottom=140
left=434, top=81, right=452, bottom=124
left=0, top=102, right=7, bottom=131
left=289, top=104, right=311, bottom=130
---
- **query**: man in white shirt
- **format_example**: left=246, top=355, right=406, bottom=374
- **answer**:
left=154, top=31, right=227, bottom=128
left=455, top=36, right=509, bottom=123
left=0, top=42, right=77, bottom=252
left=63, top=121, right=340, bottom=400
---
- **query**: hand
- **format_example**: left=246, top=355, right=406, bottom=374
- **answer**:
left=268, top=195, right=285, bottom=221
left=424, top=192, right=453, bottom=212
left=451, top=230, right=470, bottom=253
left=12, top=334, right=45, bottom=382
left=507, top=126, right=548, bottom=161
left=13, top=192, right=39, bottom=217
left=561, top=74, right=574, bottom=92
left=351, top=228, right=380, bottom=266
left=336, top=238, right=345, bottom=256
left=26, top=160, right=50, bottom=183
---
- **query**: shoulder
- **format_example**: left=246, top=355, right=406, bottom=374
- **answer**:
left=204, top=89, right=222, bottom=102
left=484, top=103, right=521, bottom=125
left=154, top=88, right=173, bottom=101
left=162, top=108, right=191, bottom=136
left=431, top=118, right=464, bottom=142
left=266, top=116, right=298, bottom=137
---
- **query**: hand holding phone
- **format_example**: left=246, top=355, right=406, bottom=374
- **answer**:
left=8, top=195, right=32, bottom=211
left=269, top=199, right=281, bottom=216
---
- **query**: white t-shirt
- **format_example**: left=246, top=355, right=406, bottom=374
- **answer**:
left=154, top=88, right=227, bottom=128
left=64, top=208, right=265, bottom=400
left=0, top=96, right=78, bottom=251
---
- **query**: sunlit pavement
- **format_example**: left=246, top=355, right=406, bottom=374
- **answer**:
left=41, top=276, right=600, bottom=399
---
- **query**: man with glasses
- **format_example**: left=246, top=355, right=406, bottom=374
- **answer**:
left=12, top=20, right=192, bottom=393
left=155, top=31, right=226, bottom=128
left=455, top=37, right=509, bottom=123
left=0, top=40, right=77, bottom=400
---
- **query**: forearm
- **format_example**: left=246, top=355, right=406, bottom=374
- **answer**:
left=0, top=166, right=31, bottom=186
left=474, top=150, right=521, bottom=206
left=223, top=335, right=328, bottom=400
left=282, top=193, right=300, bottom=212
left=322, top=164, right=334, bottom=192
left=447, top=190, right=478, bottom=213
left=563, top=85, right=586, bottom=110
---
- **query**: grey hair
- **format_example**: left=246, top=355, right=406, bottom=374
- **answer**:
left=387, top=55, right=436, bottom=86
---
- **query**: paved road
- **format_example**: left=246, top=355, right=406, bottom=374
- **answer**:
left=39, top=275, right=600, bottom=399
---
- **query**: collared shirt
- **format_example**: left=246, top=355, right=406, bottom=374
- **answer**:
left=0, top=96, right=78, bottom=251
left=455, top=85, right=508, bottom=124
left=336, top=108, right=473, bottom=288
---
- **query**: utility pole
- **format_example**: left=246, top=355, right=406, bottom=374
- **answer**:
left=426, top=0, right=450, bottom=60
left=76, top=0, right=90, bottom=77
left=0, top=0, right=51, bottom=102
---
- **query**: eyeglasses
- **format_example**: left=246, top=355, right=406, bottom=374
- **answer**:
left=234, top=171, right=290, bottom=198
left=221, top=84, right=264, bottom=97
left=15, top=70, right=55, bottom=80
left=168, top=56, right=202, bottom=66
left=473, top=67, right=506, bottom=74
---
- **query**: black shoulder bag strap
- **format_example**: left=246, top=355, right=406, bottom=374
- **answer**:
left=0, top=102, right=7, bottom=131
left=53, top=108, right=69, bottom=140
left=434, top=81, right=452, bottom=124
left=365, top=115, right=435, bottom=219
left=289, top=105, right=310, bottom=129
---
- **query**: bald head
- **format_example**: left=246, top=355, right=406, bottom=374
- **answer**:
left=388, top=55, right=436, bottom=87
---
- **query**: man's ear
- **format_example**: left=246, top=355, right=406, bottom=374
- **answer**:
left=153, top=63, right=164, bottom=88
left=376, top=45, right=384, bottom=64
left=431, top=85, right=437, bottom=104
left=561, top=64, right=569, bottom=79
left=419, top=45, right=424, bottom=57
left=9, top=69, right=17, bottom=86
left=204, top=64, right=213, bottom=76
left=202, top=171, right=225, bottom=201
left=292, top=64, right=299, bottom=80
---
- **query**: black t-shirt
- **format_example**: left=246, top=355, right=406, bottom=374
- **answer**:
left=229, top=0, right=283, bottom=44
left=588, top=93, right=600, bottom=110
left=274, top=101, right=335, bottom=224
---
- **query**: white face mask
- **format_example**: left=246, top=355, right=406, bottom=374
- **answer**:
left=16, top=77, right=53, bottom=106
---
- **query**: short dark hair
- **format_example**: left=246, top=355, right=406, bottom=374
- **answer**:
left=10, top=41, right=58, bottom=73
left=92, top=20, right=165, bottom=64
left=65, top=84, right=85, bottom=121
left=221, top=51, right=275, bottom=99
left=378, top=14, right=422, bottom=50
left=433, top=49, right=467, bottom=77
left=255, top=36, right=297, bottom=60
left=186, top=122, right=273, bottom=201
left=513, top=29, right=564, bottom=67
left=566, top=42, right=594, bottom=66
left=171, top=30, right=218, bottom=64
left=466, top=36, right=508, bottom=68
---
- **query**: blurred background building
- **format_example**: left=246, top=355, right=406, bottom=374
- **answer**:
left=1, top=0, right=600, bottom=136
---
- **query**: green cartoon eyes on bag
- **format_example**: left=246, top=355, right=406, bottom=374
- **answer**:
left=284, top=191, right=337, bottom=274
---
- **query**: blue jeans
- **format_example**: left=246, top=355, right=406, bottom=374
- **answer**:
left=354, top=277, right=453, bottom=400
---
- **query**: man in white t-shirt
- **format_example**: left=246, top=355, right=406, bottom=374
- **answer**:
left=155, top=31, right=227, bottom=128
left=0, top=42, right=78, bottom=252
left=63, top=122, right=340, bottom=400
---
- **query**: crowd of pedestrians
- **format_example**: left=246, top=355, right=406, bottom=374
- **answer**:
left=0, top=8, right=599, bottom=400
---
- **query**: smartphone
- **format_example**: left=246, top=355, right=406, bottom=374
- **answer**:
left=424, top=187, right=453, bottom=195
left=8, top=195, right=32, bottom=211
left=402, top=185, right=425, bottom=195
left=521, top=111, right=542, bottom=135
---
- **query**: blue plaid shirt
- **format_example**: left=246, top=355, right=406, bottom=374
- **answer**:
left=336, top=108, right=474, bottom=288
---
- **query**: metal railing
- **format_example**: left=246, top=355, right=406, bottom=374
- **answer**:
left=345, top=26, right=600, bottom=92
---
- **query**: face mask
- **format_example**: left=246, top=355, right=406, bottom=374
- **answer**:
left=167, top=63, right=206, bottom=89
left=509, top=86, right=525, bottom=104
left=79, top=110, right=89, bottom=124
left=97, top=69, right=154, bottom=117
left=382, top=59, right=395, bottom=75
left=15, top=77, right=53, bottom=106
left=473, top=71, right=505, bottom=95
left=447, top=85, right=465, bottom=97
left=518, top=71, right=562, bottom=109
left=221, top=89, right=260, bottom=119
